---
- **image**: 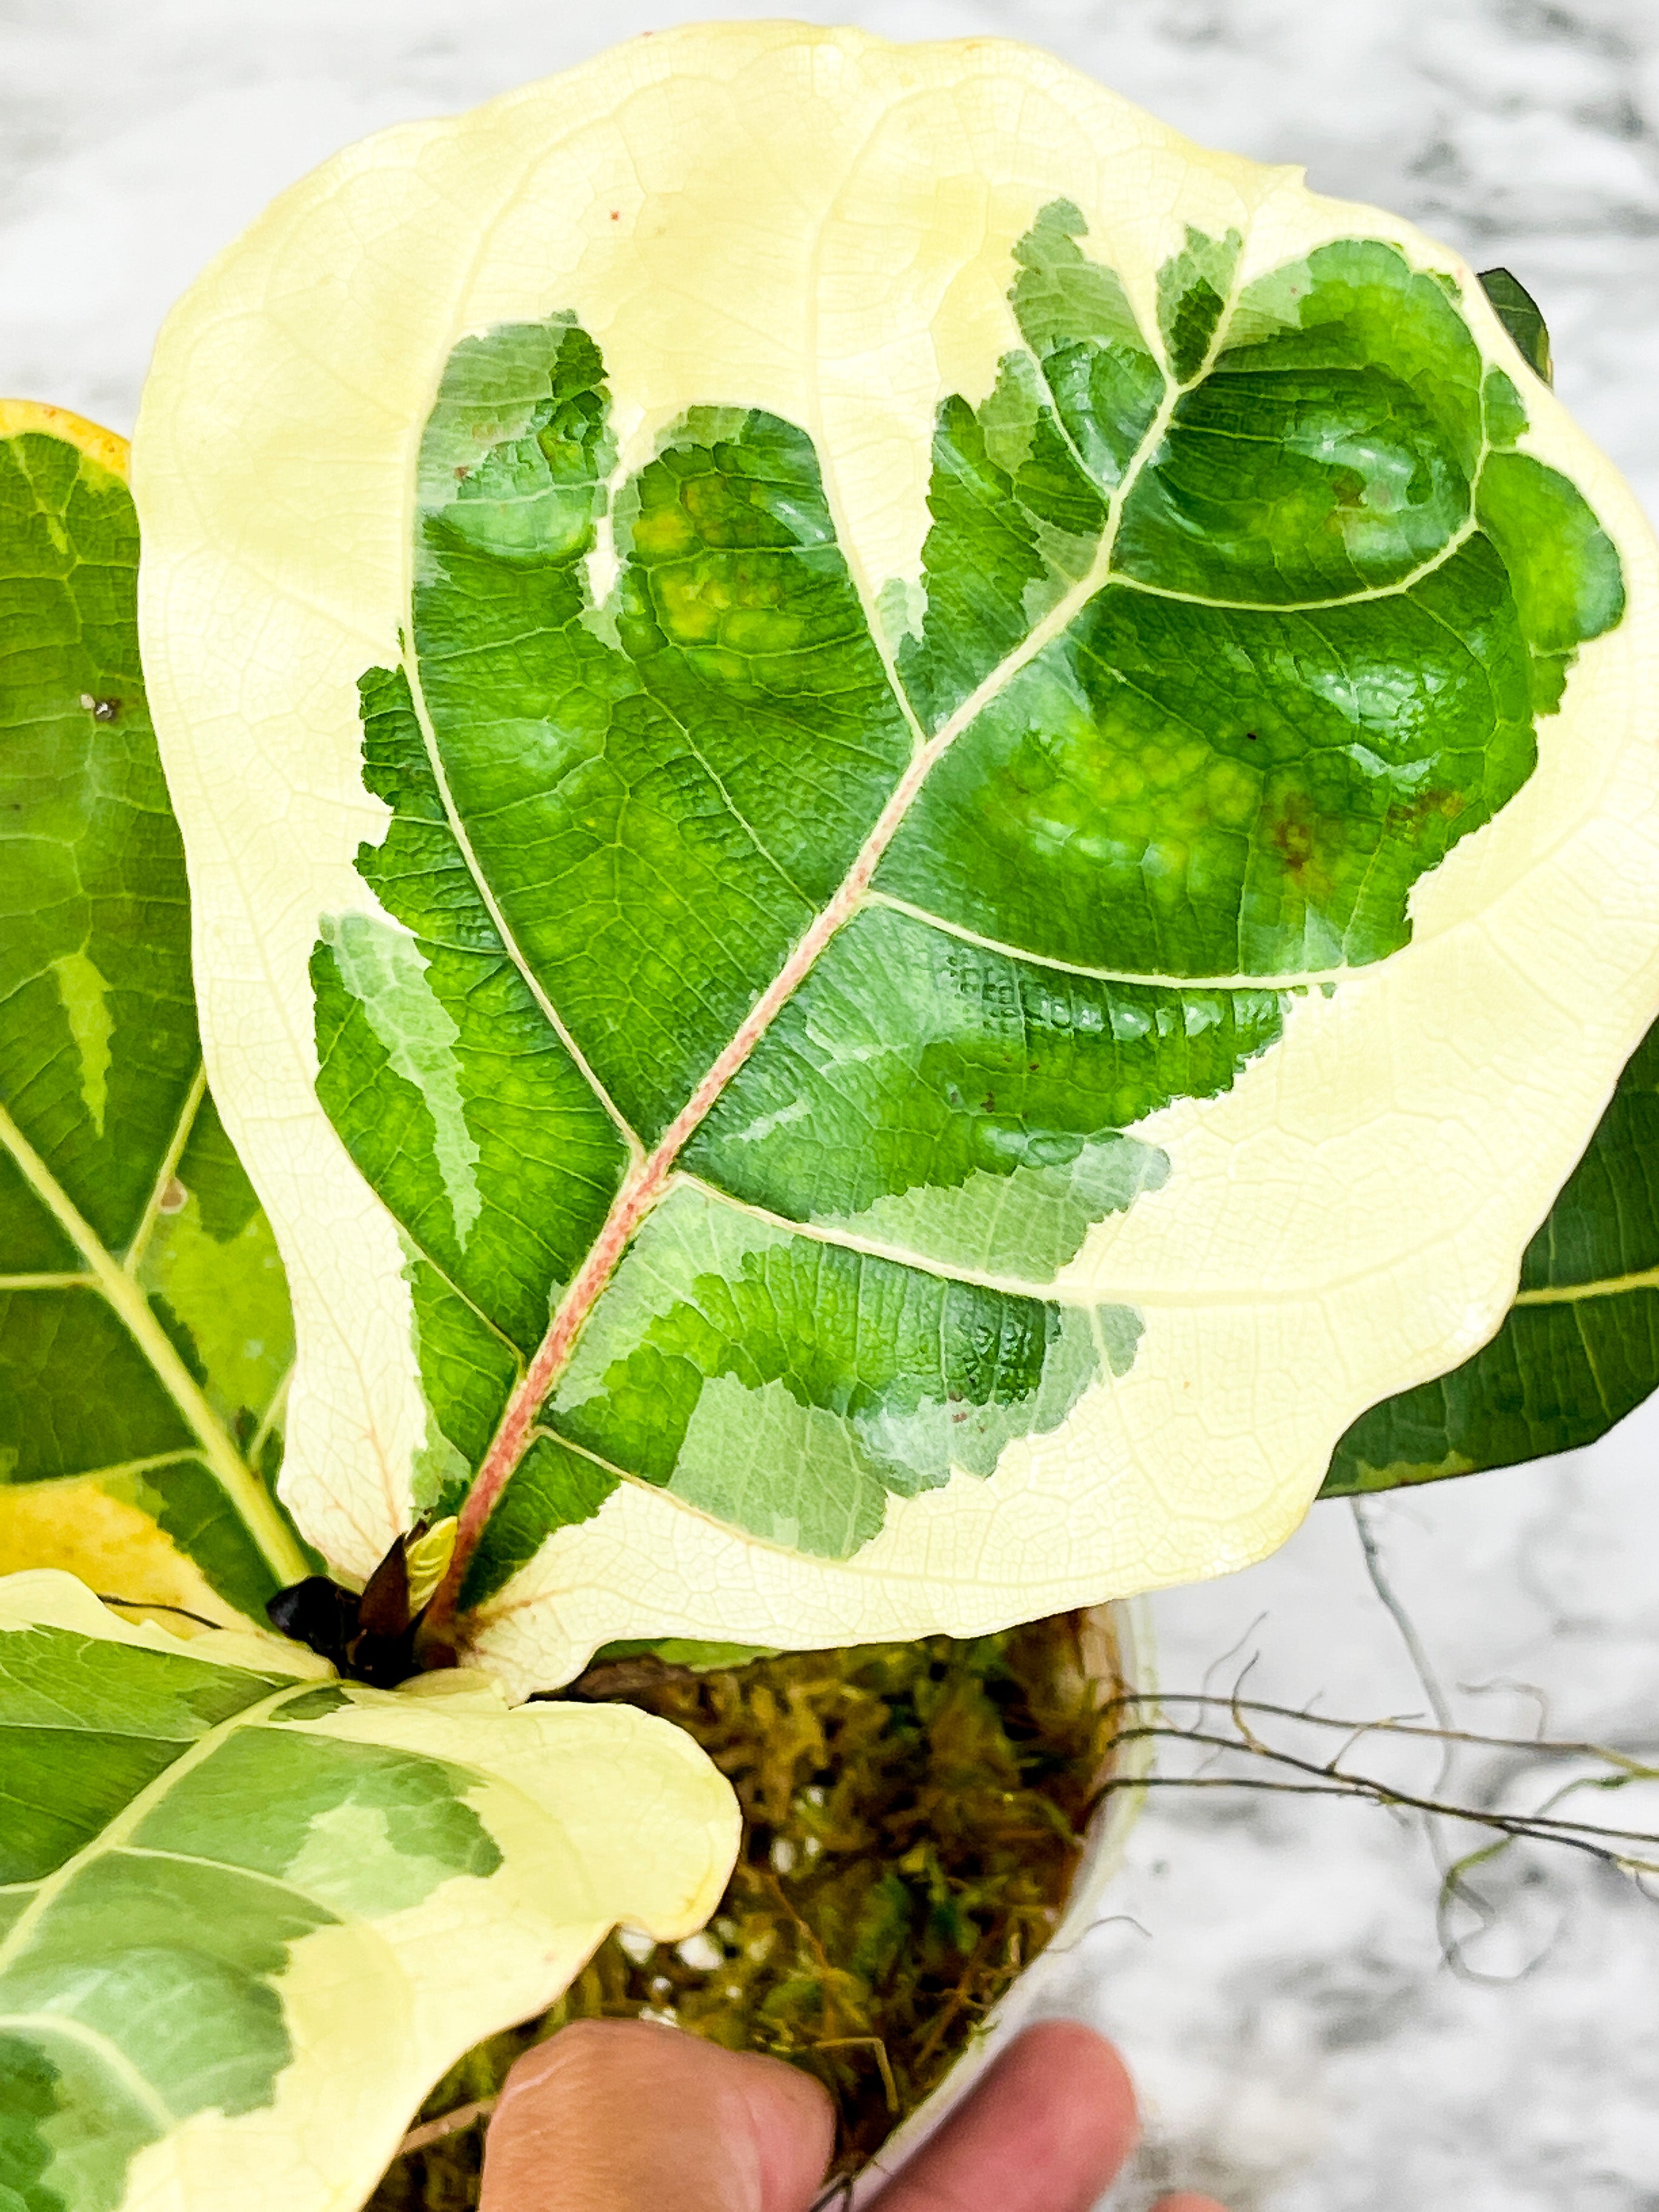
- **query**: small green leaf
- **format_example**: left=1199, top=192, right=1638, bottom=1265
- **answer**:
left=0, top=1569, right=738, bottom=2212
left=0, top=404, right=310, bottom=1624
left=1477, top=267, right=1553, bottom=385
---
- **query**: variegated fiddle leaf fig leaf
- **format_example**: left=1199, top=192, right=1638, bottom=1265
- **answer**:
left=1326, top=1008, right=1659, bottom=1494
left=0, top=404, right=310, bottom=1627
left=135, top=24, right=1659, bottom=1696
left=0, top=1569, right=737, bottom=2212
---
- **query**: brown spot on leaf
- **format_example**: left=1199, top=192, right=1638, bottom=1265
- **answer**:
left=1265, top=792, right=1338, bottom=906
left=1272, top=809, right=1317, bottom=872
left=1388, top=786, right=1466, bottom=834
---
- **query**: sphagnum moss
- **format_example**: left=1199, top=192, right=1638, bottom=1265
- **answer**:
left=371, top=1611, right=1120, bottom=2206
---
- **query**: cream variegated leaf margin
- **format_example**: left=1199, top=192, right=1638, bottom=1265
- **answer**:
left=134, top=23, right=1659, bottom=1696
left=0, top=1570, right=738, bottom=2212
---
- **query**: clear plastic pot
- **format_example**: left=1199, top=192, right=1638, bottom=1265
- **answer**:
left=846, top=1599, right=1153, bottom=2205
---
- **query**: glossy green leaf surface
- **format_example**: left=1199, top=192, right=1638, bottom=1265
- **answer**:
left=0, top=406, right=309, bottom=1624
left=1326, top=1013, right=1659, bottom=1493
left=0, top=1570, right=737, bottom=2212
left=135, top=26, right=1659, bottom=1687
left=321, top=222, right=1618, bottom=1609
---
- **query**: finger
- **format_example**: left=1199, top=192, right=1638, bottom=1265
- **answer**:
left=479, top=2016, right=835, bottom=2212
left=867, top=2020, right=1137, bottom=2212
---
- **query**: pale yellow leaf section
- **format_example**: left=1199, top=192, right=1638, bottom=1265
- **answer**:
left=0, top=1478, right=247, bottom=1630
left=47, top=948, right=115, bottom=1135
left=131, top=23, right=1659, bottom=1692
left=1, top=1574, right=738, bottom=2212
left=0, top=1566, right=328, bottom=1675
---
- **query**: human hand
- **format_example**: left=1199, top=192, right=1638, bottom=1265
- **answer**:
left=478, top=2014, right=1228, bottom=2212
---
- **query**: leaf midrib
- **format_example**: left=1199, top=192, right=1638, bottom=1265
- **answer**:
left=413, top=221, right=1506, bottom=1616
left=429, top=228, right=1246, bottom=1613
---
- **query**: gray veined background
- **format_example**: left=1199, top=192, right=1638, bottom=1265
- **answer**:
left=4, top=1, right=1658, bottom=2205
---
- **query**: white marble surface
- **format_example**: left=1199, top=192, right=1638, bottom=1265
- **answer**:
left=5, top=4, right=1659, bottom=2205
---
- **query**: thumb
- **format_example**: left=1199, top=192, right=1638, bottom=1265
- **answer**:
left=479, top=2016, right=835, bottom=2212
left=865, top=2021, right=1138, bottom=2211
